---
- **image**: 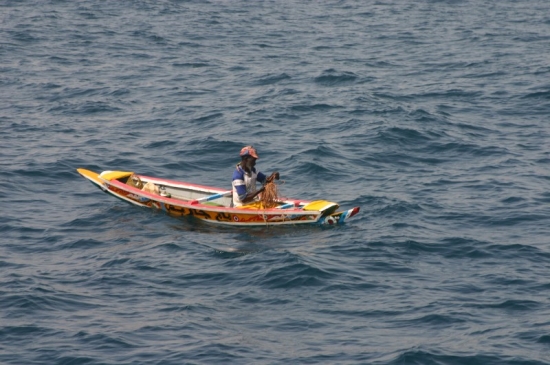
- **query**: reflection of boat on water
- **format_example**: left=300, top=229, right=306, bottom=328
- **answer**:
left=77, top=168, right=360, bottom=227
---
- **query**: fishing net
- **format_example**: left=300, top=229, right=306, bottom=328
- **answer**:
left=260, top=180, right=279, bottom=209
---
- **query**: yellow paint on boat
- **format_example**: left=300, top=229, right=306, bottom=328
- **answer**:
left=302, top=200, right=339, bottom=213
left=77, top=168, right=102, bottom=183
left=98, top=170, right=134, bottom=181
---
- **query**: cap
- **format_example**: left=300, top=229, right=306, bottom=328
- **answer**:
left=239, top=146, right=259, bottom=159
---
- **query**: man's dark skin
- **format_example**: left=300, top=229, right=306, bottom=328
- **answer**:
left=240, top=155, right=279, bottom=204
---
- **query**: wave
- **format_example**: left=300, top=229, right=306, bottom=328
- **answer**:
left=387, top=349, right=544, bottom=365
left=254, top=254, right=336, bottom=289
left=314, top=69, right=359, bottom=86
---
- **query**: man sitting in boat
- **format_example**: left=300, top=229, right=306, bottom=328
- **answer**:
left=232, top=146, right=279, bottom=207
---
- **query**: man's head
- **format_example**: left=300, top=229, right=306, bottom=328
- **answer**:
left=240, top=146, right=258, bottom=159
left=240, top=146, right=258, bottom=172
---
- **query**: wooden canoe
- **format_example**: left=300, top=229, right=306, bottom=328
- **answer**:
left=77, top=168, right=360, bottom=227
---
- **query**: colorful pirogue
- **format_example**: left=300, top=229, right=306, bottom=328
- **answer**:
left=77, top=168, right=360, bottom=227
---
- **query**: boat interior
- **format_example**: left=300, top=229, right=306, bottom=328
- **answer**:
left=98, top=170, right=338, bottom=214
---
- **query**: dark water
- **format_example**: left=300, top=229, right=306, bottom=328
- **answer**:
left=2, top=1, right=550, bottom=364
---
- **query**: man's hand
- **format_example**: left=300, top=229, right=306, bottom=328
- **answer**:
left=242, top=186, right=265, bottom=203
left=266, top=172, right=280, bottom=183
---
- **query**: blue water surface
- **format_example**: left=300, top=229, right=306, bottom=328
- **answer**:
left=2, top=1, right=550, bottom=364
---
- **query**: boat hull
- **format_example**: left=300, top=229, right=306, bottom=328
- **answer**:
left=77, top=168, right=359, bottom=227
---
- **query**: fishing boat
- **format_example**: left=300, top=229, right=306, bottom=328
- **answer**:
left=77, top=168, right=360, bottom=226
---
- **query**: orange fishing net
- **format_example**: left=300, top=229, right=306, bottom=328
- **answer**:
left=260, top=180, right=279, bottom=208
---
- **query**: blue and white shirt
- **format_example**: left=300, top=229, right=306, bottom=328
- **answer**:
left=232, top=164, right=266, bottom=207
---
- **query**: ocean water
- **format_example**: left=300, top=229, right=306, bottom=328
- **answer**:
left=2, top=0, right=550, bottom=364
